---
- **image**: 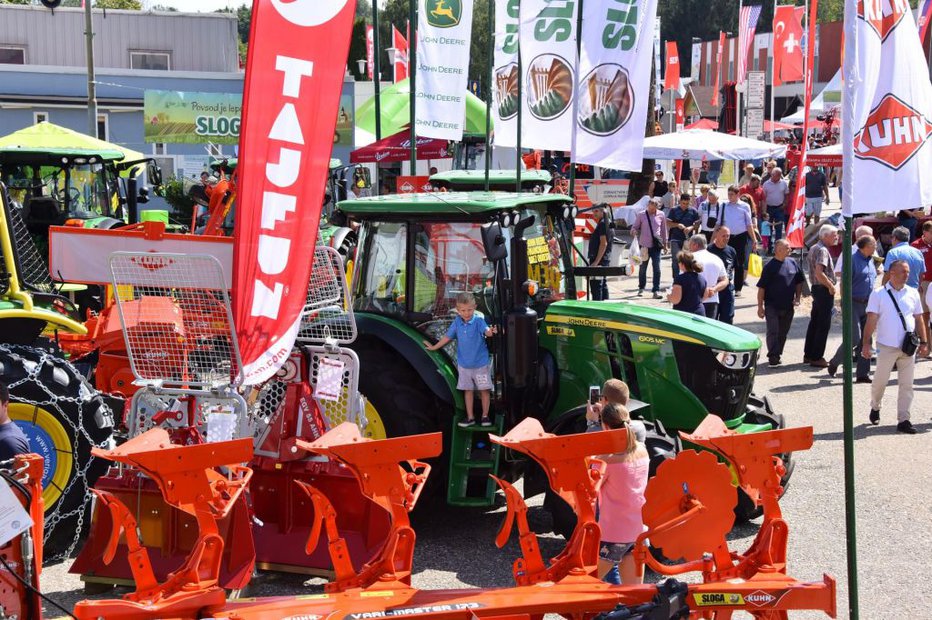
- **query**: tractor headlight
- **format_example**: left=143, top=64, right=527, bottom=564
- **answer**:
left=712, top=349, right=753, bottom=370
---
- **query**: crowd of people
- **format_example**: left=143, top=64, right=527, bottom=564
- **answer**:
left=586, top=159, right=930, bottom=435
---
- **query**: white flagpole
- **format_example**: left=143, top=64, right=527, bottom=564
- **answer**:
left=771, top=0, right=778, bottom=143
left=737, top=0, right=743, bottom=137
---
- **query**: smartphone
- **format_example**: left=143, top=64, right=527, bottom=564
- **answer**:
left=589, top=385, right=601, bottom=405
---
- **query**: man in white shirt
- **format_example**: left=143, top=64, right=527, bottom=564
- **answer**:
left=687, top=234, right=728, bottom=319
left=862, top=260, right=928, bottom=434
left=761, top=168, right=790, bottom=244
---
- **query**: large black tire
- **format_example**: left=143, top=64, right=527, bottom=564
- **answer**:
left=734, top=398, right=792, bottom=522
left=544, top=408, right=678, bottom=540
left=351, top=338, right=453, bottom=498
left=0, top=344, right=115, bottom=561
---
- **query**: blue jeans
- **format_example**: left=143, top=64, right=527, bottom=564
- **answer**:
left=590, top=277, right=609, bottom=300
left=638, top=245, right=662, bottom=292
left=603, top=564, right=621, bottom=585
left=717, top=285, right=735, bottom=324
left=766, top=205, right=787, bottom=244
left=669, top=238, right=684, bottom=279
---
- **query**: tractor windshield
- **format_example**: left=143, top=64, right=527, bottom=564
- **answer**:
left=353, top=208, right=569, bottom=338
left=3, top=161, right=118, bottom=219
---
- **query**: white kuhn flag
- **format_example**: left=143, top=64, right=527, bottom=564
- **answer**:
left=416, top=0, right=474, bottom=141
left=492, top=0, right=519, bottom=148
left=842, top=0, right=932, bottom=216
left=519, top=0, right=579, bottom=152
left=574, top=0, right=659, bottom=171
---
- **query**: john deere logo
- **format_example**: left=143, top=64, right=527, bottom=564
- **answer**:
left=425, top=0, right=461, bottom=28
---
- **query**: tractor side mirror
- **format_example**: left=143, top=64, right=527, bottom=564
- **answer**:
left=146, top=160, right=163, bottom=187
left=481, top=221, right=507, bottom=262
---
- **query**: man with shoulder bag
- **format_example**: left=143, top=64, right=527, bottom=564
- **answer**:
left=862, top=260, right=928, bottom=434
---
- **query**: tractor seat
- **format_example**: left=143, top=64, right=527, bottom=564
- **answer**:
left=24, top=196, right=63, bottom=233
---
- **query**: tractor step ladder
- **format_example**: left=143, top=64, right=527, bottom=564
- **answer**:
left=446, top=415, right=504, bottom=506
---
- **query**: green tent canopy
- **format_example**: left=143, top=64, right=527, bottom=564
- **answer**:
left=0, top=121, right=146, bottom=164
left=356, top=78, right=492, bottom=138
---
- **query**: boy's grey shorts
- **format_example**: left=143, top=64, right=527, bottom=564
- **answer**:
left=457, top=365, right=491, bottom=391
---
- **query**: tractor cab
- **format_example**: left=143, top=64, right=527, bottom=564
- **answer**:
left=0, top=123, right=161, bottom=242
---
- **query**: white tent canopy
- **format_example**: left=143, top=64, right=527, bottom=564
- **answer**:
left=641, top=129, right=787, bottom=161
left=781, top=69, right=842, bottom=124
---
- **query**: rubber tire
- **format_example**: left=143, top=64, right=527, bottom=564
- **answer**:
left=0, top=344, right=115, bottom=561
left=733, top=406, right=792, bottom=522
left=351, top=338, right=453, bottom=498
left=543, top=409, right=678, bottom=540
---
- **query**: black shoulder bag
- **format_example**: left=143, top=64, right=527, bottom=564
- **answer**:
left=886, top=287, right=921, bottom=355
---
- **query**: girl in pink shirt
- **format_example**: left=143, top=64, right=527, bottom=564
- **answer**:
left=597, top=403, right=650, bottom=585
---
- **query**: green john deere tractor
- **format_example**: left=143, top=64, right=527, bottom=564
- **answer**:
left=335, top=191, right=787, bottom=532
left=0, top=182, right=115, bottom=559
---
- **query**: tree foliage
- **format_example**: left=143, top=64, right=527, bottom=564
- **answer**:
left=94, top=0, right=142, bottom=9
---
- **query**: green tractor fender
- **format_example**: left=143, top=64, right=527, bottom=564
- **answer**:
left=353, top=313, right=464, bottom=411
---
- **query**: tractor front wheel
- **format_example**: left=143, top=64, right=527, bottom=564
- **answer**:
left=0, top=344, right=115, bottom=561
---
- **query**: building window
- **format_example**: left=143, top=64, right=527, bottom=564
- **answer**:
left=130, top=51, right=170, bottom=71
left=153, top=142, right=167, bottom=156
left=34, top=112, right=48, bottom=124
left=0, top=46, right=25, bottom=65
left=153, top=155, right=176, bottom=179
left=97, top=114, right=109, bottom=141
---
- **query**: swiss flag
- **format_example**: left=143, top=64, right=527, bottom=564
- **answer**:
left=664, top=41, right=680, bottom=91
left=773, top=5, right=804, bottom=86
left=393, top=25, right=408, bottom=82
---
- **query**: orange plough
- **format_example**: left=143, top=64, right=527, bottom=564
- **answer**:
left=69, top=416, right=835, bottom=620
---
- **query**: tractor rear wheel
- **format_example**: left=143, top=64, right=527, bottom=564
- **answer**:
left=352, top=338, right=453, bottom=496
left=0, top=344, right=115, bottom=561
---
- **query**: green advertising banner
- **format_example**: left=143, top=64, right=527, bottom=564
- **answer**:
left=144, top=90, right=355, bottom=147
left=144, top=90, right=243, bottom=144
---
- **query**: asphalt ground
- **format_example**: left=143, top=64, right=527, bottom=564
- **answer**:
left=39, top=187, right=930, bottom=619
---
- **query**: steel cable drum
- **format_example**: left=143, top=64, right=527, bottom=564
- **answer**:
left=642, top=449, right=737, bottom=562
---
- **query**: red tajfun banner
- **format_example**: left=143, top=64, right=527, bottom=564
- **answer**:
left=664, top=41, right=680, bottom=91
left=233, top=0, right=357, bottom=386
left=773, top=5, right=804, bottom=86
left=786, top=0, right=818, bottom=249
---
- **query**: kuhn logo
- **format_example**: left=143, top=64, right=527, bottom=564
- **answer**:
left=270, top=0, right=349, bottom=27
left=130, top=254, right=174, bottom=271
left=746, top=590, right=777, bottom=607
left=858, top=0, right=909, bottom=41
left=854, top=94, right=932, bottom=170
left=400, top=181, right=415, bottom=192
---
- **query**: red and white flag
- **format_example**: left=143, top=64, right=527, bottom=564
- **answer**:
left=711, top=31, right=726, bottom=107
left=786, top=0, right=818, bottom=248
left=842, top=0, right=932, bottom=216
left=392, top=25, right=408, bottom=82
left=664, top=41, right=680, bottom=91
left=366, top=24, right=375, bottom=79
left=773, top=5, right=804, bottom=86
left=738, top=3, right=762, bottom=84
left=233, top=0, right=356, bottom=385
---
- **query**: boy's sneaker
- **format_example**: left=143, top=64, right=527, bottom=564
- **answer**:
left=458, top=419, right=475, bottom=428
left=480, top=416, right=493, bottom=427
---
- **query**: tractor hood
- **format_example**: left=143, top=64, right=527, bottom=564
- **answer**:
left=542, top=300, right=761, bottom=352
